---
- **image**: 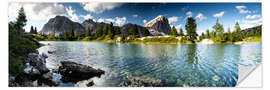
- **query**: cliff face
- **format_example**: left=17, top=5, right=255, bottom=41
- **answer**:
left=39, top=16, right=85, bottom=36
left=144, top=15, right=171, bottom=36
left=81, top=19, right=107, bottom=35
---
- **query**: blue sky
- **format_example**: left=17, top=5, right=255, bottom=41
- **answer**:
left=8, top=2, right=262, bottom=34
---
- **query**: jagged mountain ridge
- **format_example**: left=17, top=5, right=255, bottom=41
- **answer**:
left=39, top=15, right=171, bottom=36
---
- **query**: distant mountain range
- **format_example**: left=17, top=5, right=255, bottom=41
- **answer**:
left=39, top=15, right=171, bottom=36
left=242, top=25, right=262, bottom=34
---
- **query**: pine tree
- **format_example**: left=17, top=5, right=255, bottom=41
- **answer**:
left=69, top=27, right=75, bottom=40
left=129, top=24, right=138, bottom=36
left=15, top=7, right=27, bottom=32
left=115, top=27, right=121, bottom=35
left=206, top=29, right=210, bottom=39
left=227, top=28, right=233, bottom=42
left=213, top=19, right=225, bottom=42
left=171, top=26, right=178, bottom=36
left=86, top=27, right=91, bottom=37
left=210, top=30, right=216, bottom=40
left=30, top=26, right=34, bottom=33
left=179, top=28, right=184, bottom=36
left=108, top=22, right=114, bottom=39
left=199, top=32, right=205, bottom=40
left=185, top=17, right=197, bottom=42
left=34, top=27, right=37, bottom=34
left=168, top=29, right=172, bottom=35
left=143, top=29, right=150, bottom=36
left=64, top=31, right=68, bottom=40
left=104, top=24, right=108, bottom=35
left=96, top=26, right=103, bottom=37
left=233, top=22, right=243, bottom=42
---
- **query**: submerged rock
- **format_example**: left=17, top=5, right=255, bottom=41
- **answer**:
left=119, top=75, right=163, bottom=87
left=58, top=61, right=105, bottom=82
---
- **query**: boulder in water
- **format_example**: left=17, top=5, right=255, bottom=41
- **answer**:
left=58, top=61, right=105, bottom=82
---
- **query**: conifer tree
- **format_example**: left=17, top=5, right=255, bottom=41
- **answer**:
left=185, top=17, right=197, bottom=42
left=179, top=28, right=184, bottom=36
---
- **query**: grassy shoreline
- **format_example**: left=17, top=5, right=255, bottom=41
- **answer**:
left=39, top=36, right=261, bottom=45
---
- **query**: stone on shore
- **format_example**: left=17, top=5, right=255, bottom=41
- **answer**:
left=200, top=39, right=214, bottom=44
left=10, top=52, right=59, bottom=87
left=26, top=53, right=49, bottom=74
left=41, top=72, right=59, bottom=86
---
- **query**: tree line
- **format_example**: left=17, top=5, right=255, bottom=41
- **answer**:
left=169, top=17, right=262, bottom=43
left=44, top=22, right=152, bottom=41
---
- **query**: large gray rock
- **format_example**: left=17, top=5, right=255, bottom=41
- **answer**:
left=39, top=16, right=85, bottom=36
left=144, top=15, right=171, bottom=36
left=58, top=61, right=105, bottom=82
left=24, top=64, right=40, bottom=76
left=41, top=72, right=59, bottom=86
left=26, top=53, right=49, bottom=74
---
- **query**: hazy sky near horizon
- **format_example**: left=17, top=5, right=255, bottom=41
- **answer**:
left=8, top=2, right=261, bottom=34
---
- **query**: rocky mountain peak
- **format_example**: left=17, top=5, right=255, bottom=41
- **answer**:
left=144, top=15, right=170, bottom=36
left=39, top=15, right=85, bottom=36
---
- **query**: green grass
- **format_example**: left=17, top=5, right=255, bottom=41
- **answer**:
left=142, top=37, right=179, bottom=43
left=243, top=36, right=262, bottom=42
left=9, top=31, right=40, bottom=77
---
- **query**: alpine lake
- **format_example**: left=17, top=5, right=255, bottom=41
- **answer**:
left=38, top=41, right=262, bottom=87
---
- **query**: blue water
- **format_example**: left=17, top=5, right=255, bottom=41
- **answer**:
left=38, top=41, right=262, bottom=87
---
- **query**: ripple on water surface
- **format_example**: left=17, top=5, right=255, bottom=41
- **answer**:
left=38, top=41, right=261, bottom=87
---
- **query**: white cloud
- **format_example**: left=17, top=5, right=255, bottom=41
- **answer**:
left=240, top=18, right=262, bottom=29
left=143, top=19, right=147, bottom=24
left=66, top=6, right=79, bottom=22
left=213, top=11, right=225, bottom=18
left=97, top=17, right=127, bottom=26
left=8, top=3, right=67, bottom=22
left=195, top=13, right=207, bottom=21
left=235, top=5, right=251, bottom=14
left=132, top=14, right=138, bottom=18
left=8, top=3, right=68, bottom=32
left=168, top=16, right=179, bottom=24
left=246, top=14, right=261, bottom=19
left=114, top=17, right=127, bottom=26
left=97, top=18, right=105, bottom=23
left=80, top=14, right=93, bottom=20
left=186, top=11, right=192, bottom=17
left=105, top=18, right=114, bottom=23
left=81, top=2, right=123, bottom=14
left=175, top=24, right=182, bottom=31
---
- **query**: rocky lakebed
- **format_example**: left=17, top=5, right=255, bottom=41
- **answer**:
left=9, top=50, right=105, bottom=87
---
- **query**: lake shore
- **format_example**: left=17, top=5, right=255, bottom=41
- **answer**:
left=41, top=36, right=262, bottom=45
